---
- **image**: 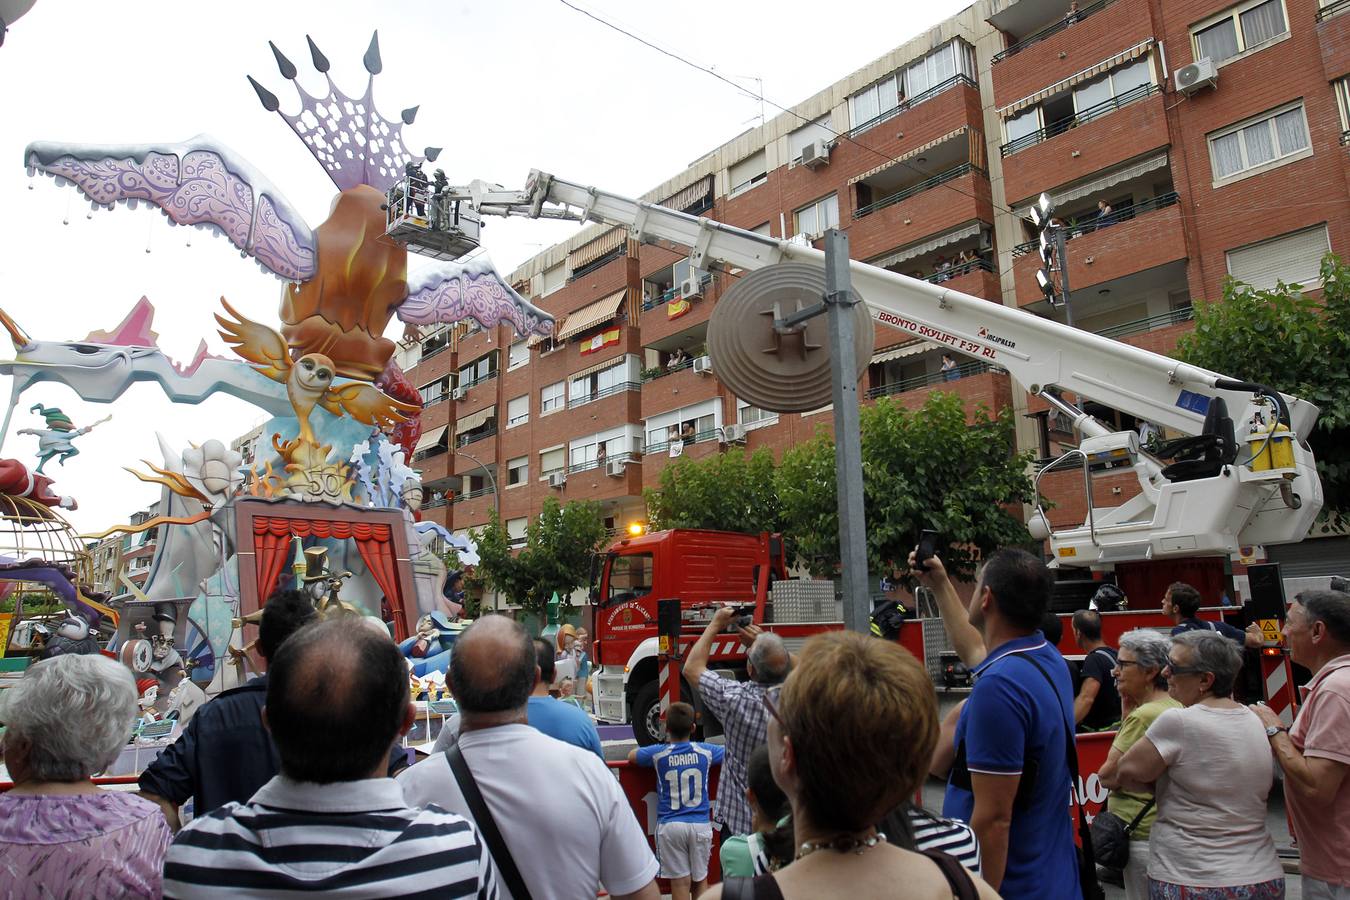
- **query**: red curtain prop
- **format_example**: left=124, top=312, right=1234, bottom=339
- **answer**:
left=251, top=517, right=406, bottom=639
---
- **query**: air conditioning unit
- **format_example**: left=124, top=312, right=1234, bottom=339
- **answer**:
left=1174, top=58, right=1217, bottom=95
left=801, top=139, right=831, bottom=169
left=722, top=424, right=748, bottom=444
left=547, top=471, right=567, bottom=488
left=451, top=385, right=468, bottom=401
left=692, top=355, right=713, bottom=375
left=680, top=275, right=704, bottom=301
left=605, top=459, right=627, bottom=477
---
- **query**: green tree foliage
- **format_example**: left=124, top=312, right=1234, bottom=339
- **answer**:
left=644, top=447, right=782, bottom=536
left=776, top=392, right=1036, bottom=582
left=1176, top=254, right=1350, bottom=525
left=471, top=497, right=607, bottom=614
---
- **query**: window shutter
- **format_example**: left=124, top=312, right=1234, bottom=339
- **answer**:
left=1226, top=226, right=1328, bottom=291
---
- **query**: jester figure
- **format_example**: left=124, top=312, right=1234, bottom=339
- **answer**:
left=18, top=404, right=109, bottom=473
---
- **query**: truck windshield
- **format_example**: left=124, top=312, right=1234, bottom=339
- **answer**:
left=607, top=552, right=653, bottom=605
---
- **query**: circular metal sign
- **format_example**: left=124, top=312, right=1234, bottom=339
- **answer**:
left=708, top=263, right=873, bottom=413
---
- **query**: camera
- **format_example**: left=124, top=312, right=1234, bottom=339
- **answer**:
left=721, top=606, right=755, bottom=633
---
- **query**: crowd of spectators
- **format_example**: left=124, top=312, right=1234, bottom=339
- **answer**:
left=2, top=561, right=1349, bottom=900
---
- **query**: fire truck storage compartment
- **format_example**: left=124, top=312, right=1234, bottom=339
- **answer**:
left=766, top=580, right=841, bottom=623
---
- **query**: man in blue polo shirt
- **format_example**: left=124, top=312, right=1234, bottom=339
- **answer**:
left=939, top=548, right=1079, bottom=900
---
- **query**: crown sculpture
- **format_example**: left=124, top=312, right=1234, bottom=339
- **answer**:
left=12, top=31, right=554, bottom=502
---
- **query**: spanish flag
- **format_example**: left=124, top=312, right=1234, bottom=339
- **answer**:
left=667, top=297, right=692, bottom=320
left=581, top=327, right=621, bottom=355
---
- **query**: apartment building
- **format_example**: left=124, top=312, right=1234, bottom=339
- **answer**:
left=402, top=0, right=1350, bottom=578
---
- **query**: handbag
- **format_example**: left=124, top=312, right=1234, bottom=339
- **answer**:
left=1089, top=799, right=1154, bottom=869
left=446, top=740, right=535, bottom=900
left=1015, top=652, right=1106, bottom=900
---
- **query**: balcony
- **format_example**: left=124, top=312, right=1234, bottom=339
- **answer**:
left=1320, top=2, right=1350, bottom=83
left=1002, top=84, right=1157, bottom=157
left=993, top=0, right=1114, bottom=63
left=866, top=361, right=995, bottom=399
left=847, top=74, right=977, bottom=139
left=456, top=425, right=497, bottom=448
left=855, top=163, right=984, bottom=219
left=568, top=380, right=641, bottom=410
left=1013, top=196, right=1186, bottom=305
left=867, top=368, right=1014, bottom=422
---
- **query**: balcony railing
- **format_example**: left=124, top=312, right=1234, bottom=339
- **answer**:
left=1317, top=0, right=1350, bottom=21
left=924, top=257, right=995, bottom=283
left=423, top=497, right=449, bottom=509
left=1000, top=83, right=1159, bottom=157
left=457, top=425, right=497, bottom=448
left=452, top=485, right=496, bottom=504
left=992, top=0, right=1115, bottom=63
left=865, top=362, right=998, bottom=399
left=642, top=273, right=712, bottom=311
left=420, top=342, right=451, bottom=362
left=568, top=381, right=641, bottom=409
left=642, top=357, right=701, bottom=382
left=1342, top=130, right=1350, bottom=147
left=1094, top=305, right=1193, bottom=340
left=1011, top=191, right=1180, bottom=258
left=644, top=430, right=721, bottom=454
left=457, top=370, right=498, bottom=393
left=569, top=452, right=638, bottom=474
left=854, top=163, right=985, bottom=219
left=847, top=74, right=977, bottom=138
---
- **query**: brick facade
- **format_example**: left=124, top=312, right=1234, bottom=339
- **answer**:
left=401, top=0, right=1349, bottom=568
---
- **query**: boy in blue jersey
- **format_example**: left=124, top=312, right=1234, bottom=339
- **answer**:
left=628, top=701, right=723, bottom=900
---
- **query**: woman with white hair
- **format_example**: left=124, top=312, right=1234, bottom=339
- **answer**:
left=1097, top=629, right=1180, bottom=899
left=0, top=653, right=172, bottom=898
left=1117, top=630, right=1284, bottom=899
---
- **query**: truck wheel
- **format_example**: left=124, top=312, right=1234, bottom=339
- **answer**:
left=632, top=681, right=664, bottom=746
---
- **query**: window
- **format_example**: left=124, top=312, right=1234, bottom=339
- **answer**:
left=506, top=456, right=528, bottom=487
left=793, top=194, right=839, bottom=239
left=788, top=116, right=833, bottom=162
left=507, top=517, right=528, bottom=548
left=506, top=394, right=529, bottom=427
left=540, top=446, right=566, bottom=477
left=1208, top=102, right=1309, bottom=183
left=570, top=359, right=629, bottom=404
left=851, top=74, right=901, bottom=132
left=906, top=40, right=957, bottom=96
left=1073, top=58, right=1153, bottom=114
left=458, top=351, right=499, bottom=387
left=646, top=400, right=720, bottom=447
left=419, top=377, right=449, bottom=405
left=607, top=553, right=653, bottom=604
left=1336, top=77, right=1350, bottom=134
left=541, top=380, right=565, bottom=414
left=729, top=149, right=768, bottom=197
left=1005, top=107, right=1041, bottom=144
left=508, top=339, right=529, bottom=370
left=1192, top=0, right=1287, bottom=66
left=1227, top=225, right=1329, bottom=291
left=541, top=263, right=565, bottom=296
left=737, top=401, right=779, bottom=427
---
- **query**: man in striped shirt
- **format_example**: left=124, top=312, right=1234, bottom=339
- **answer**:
left=163, top=619, right=498, bottom=899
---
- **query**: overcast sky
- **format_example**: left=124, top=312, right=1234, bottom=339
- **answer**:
left=0, top=0, right=972, bottom=532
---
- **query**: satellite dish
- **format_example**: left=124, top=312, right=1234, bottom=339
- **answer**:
left=0, top=0, right=37, bottom=46
left=708, top=262, right=873, bottom=413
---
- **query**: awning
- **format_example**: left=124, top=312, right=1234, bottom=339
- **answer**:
left=454, top=406, right=495, bottom=436
left=999, top=40, right=1153, bottom=116
left=569, top=354, right=624, bottom=382
left=555, top=289, right=627, bottom=342
left=413, top=424, right=448, bottom=453
left=568, top=227, right=626, bottom=272
left=872, top=341, right=939, bottom=364
left=848, top=127, right=969, bottom=186
left=1013, top=152, right=1169, bottom=217
left=869, top=222, right=982, bottom=271
left=657, top=174, right=714, bottom=213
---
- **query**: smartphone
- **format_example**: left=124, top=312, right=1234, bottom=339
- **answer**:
left=722, top=605, right=756, bottom=633
left=916, top=529, right=939, bottom=571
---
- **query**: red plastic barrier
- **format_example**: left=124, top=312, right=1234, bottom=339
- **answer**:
left=610, top=759, right=723, bottom=885
left=1074, top=731, right=1115, bottom=823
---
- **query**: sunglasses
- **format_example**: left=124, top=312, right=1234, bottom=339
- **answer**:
left=762, top=684, right=785, bottom=727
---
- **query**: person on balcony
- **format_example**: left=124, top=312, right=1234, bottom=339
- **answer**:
left=1096, top=199, right=1114, bottom=230
left=668, top=347, right=689, bottom=369
left=941, top=354, right=960, bottom=382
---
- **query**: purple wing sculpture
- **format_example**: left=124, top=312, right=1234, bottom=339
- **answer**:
left=399, top=257, right=556, bottom=339
left=23, top=136, right=316, bottom=282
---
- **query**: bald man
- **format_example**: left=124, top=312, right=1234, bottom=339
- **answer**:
left=400, top=615, right=659, bottom=900
left=164, top=619, right=497, bottom=897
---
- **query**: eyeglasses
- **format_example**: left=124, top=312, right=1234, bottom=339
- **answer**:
left=762, top=684, right=785, bottom=727
left=1113, top=659, right=1144, bottom=671
left=1164, top=658, right=1205, bottom=677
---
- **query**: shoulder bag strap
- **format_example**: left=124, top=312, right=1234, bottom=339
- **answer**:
left=1124, top=797, right=1156, bottom=835
left=446, top=741, right=535, bottom=900
left=920, top=849, right=980, bottom=900
left=1014, top=651, right=1104, bottom=899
